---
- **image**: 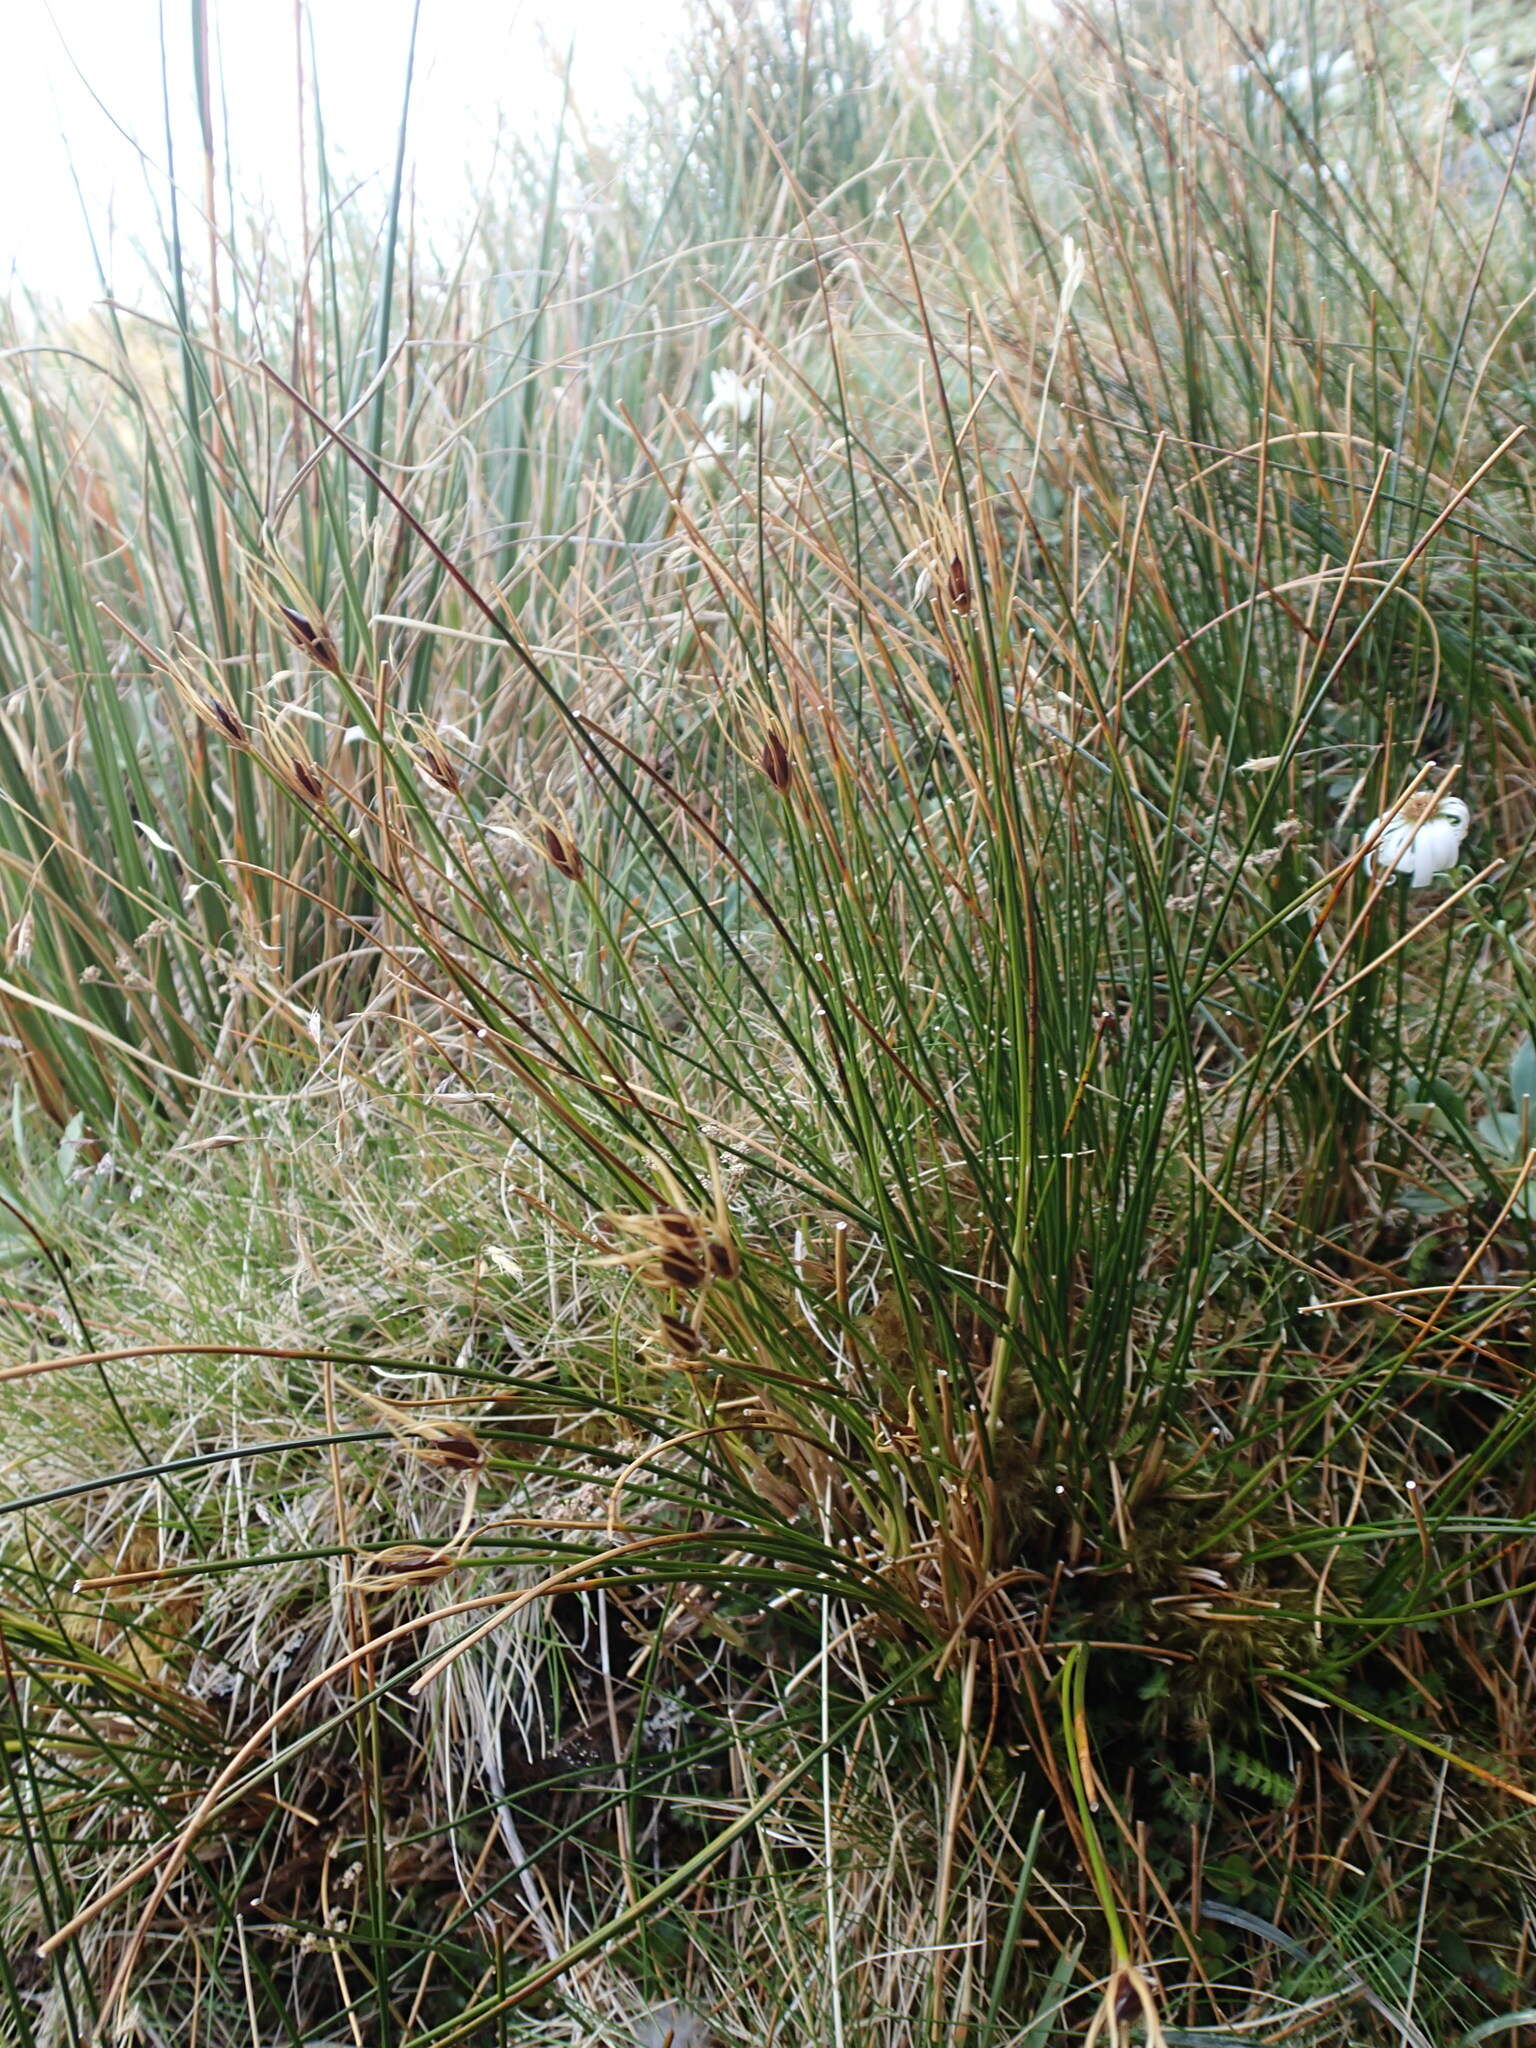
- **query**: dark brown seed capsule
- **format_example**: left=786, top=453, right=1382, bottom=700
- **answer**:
left=704, top=1237, right=740, bottom=1281
left=541, top=826, right=583, bottom=881
left=424, top=1429, right=487, bottom=1471
left=947, top=554, right=971, bottom=615
left=659, top=1249, right=708, bottom=1290
left=760, top=730, right=792, bottom=792
left=278, top=604, right=341, bottom=673
left=417, top=740, right=462, bottom=795
left=356, top=1545, right=450, bottom=1584
left=658, top=1313, right=703, bottom=1358
left=209, top=699, right=249, bottom=746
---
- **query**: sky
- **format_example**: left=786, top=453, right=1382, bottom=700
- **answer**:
left=2, top=0, right=712, bottom=310
left=5, top=0, right=992, bottom=314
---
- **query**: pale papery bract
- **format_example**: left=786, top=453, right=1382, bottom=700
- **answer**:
left=1362, top=794, right=1470, bottom=887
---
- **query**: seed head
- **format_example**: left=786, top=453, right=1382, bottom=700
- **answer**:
left=657, top=1313, right=704, bottom=1359
left=339, top=1376, right=488, bottom=1472
left=418, top=1427, right=487, bottom=1471
left=208, top=698, right=249, bottom=747
left=599, top=1151, right=740, bottom=1298
left=656, top=1209, right=702, bottom=1247
left=759, top=729, right=792, bottom=792
left=260, top=709, right=327, bottom=803
left=277, top=604, right=341, bottom=675
left=541, top=825, right=584, bottom=882
left=704, top=1237, right=740, bottom=1282
left=659, top=1247, right=709, bottom=1290
left=408, top=725, right=463, bottom=795
left=353, top=1545, right=458, bottom=1588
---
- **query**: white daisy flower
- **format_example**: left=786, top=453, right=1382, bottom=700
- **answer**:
left=1362, top=791, right=1470, bottom=887
left=687, top=429, right=729, bottom=478
left=702, top=368, right=771, bottom=434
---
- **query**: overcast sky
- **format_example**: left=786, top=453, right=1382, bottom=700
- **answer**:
left=5, top=0, right=996, bottom=314
left=3, top=0, right=712, bottom=310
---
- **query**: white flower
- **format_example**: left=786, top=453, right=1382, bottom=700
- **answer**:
left=1321, top=47, right=1357, bottom=108
left=680, top=430, right=741, bottom=506
left=1362, top=793, right=1469, bottom=887
left=633, top=2004, right=711, bottom=2048
left=685, top=430, right=729, bottom=483
left=702, top=368, right=770, bottom=434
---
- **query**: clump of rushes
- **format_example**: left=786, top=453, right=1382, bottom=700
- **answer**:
left=7, top=1, right=1536, bottom=2044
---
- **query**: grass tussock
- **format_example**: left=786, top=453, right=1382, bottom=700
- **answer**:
left=4, top=0, right=1536, bottom=2041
